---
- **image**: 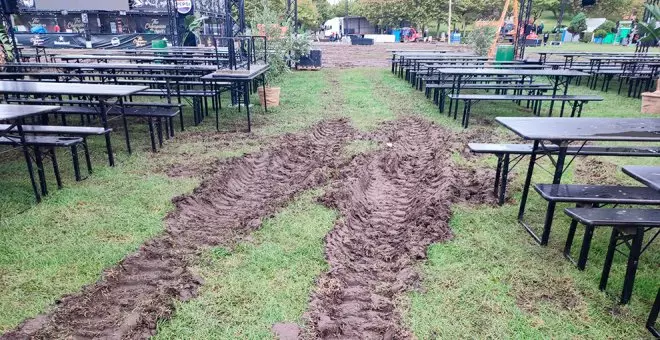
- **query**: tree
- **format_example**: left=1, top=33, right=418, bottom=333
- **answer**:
left=637, top=4, right=660, bottom=44
left=567, top=11, right=586, bottom=34
left=531, top=0, right=560, bottom=20
left=314, top=0, right=333, bottom=23
left=296, top=0, right=321, bottom=29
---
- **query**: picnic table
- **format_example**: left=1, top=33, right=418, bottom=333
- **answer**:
left=5, top=62, right=218, bottom=73
left=439, top=68, right=587, bottom=117
left=56, top=54, right=227, bottom=66
left=0, top=104, right=61, bottom=202
left=201, top=63, right=269, bottom=132
left=623, top=165, right=660, bottom=192
left=0, top=81, right=148, bottom=166
left=538, top=51, right=660, bottom=65
left=496, top=117, right=660, bottom=245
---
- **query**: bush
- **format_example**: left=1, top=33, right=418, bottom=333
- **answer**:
left=568, top=12, right=587, bottom=35
left=594, top=29, right=608, bottom=39
left=251, top=0, right=310, bottom=85
left=466, top=25, right=497, bottom=56
left=579, top=32, right=594, bottom=43
left=597, top=19, right=616, bottom=33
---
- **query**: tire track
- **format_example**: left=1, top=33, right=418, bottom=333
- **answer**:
left=306, top=117, right=495, bottom=339
left=3, top=118, right=355, bottom=340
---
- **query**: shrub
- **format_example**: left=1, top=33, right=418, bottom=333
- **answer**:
left=568, top=12, right=587, bottom=35
left=466, top=25, right=497, bottom=56
left=593, top=29, right=608, bottom=39
left=597, top=19, right=616, bottom=34
left=579, top=32, right=594, bottom=43
left=251, top=0, right=310, bottom=84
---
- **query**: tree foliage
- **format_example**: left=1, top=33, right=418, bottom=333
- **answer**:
left=637, top=4, right=660, bottom=44
left=567, top=12, right=586, bottom=34
left=467, top=25, right=497, bottom=56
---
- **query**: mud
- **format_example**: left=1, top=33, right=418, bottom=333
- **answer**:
left=574, top=158, right=620, bottom=186
left=2, top=119, right=355, bottom=340
left=513, top=276, right=585, bottom=315
left=305, top=117, right=496, bottom=339
left=313, top=42, right=470, bottom=68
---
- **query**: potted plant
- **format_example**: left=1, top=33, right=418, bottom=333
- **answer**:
left=252, top=0, right=310, bottom=107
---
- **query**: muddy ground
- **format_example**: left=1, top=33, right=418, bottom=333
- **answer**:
left=313, top=42, right=469, bottom=68
left=304, top=117, right=495, bottom=339
left=2, top=115, right=495, bottom=340
left=2, top=119, right=356, bottom=339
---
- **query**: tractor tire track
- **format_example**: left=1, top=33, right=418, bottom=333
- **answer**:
left=306, top=117, right=495, bottom=339
left=3, top=118, right=355, bottom=340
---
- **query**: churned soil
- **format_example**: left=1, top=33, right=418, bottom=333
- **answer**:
left=2, top=118, right=355, bottom=340
left=305, top=117, right=496, bottom=339
left=313, top=42, right=470, bottom=69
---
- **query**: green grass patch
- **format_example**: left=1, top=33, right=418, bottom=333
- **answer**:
left=0, top=70, right=335, bottom=333
left=370, top=67, right=660, bottom=338
left=154, top=190, right=336, bottom=339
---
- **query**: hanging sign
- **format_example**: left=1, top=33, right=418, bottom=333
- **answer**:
left=176, top=0, right=192, bottom=14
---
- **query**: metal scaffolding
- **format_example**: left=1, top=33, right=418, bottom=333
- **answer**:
left=514, top=0, right=533, bottom=59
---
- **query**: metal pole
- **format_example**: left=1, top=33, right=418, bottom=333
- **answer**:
left=447, top=0, right=452, bottom=43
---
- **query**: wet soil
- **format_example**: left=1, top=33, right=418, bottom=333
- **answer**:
left=305, top=117, right=496, bottom=339
left=2, top=119, right=355, bottom=340
left=574, top=158, right=621, bottom=186
left=313, top=42, right=469, bottom=69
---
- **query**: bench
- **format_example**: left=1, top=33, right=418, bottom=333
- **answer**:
left=535, top=184, right=660, bottom=270
left=4, top=98, right=181, bottom=152
left=426, top=83, right=553, bottom=110
left=468, top=143, right=660, bottom=205
left=564, top=208, right=660, bottom=304
left=0, top=135, right=84, bottom=195
left=0, top=124, right=110, bottom=176
left=449, top=94, right=603, bottom=128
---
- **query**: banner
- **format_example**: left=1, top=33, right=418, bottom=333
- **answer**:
left=90, top=34, right=168, bottom=49
left=14, top=33, right=168, bottom=49
left=15, top=33, right=87, bottom=48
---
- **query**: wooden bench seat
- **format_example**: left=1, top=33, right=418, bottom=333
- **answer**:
left=0, top=135, right=86, bottom=192
left=536, top=184, right=660, bottom=273
left=449, top=94, right=603, bottom=128
left=468, top=143, right=660, bottom=205
left=564, top=208, right=660, bottom=304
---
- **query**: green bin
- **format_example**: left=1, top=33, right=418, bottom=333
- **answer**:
left=495, top=45, right=515, bottom=62
left=151, top=39, right=167, bottom=49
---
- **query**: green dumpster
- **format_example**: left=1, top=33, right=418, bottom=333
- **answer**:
left=495, top=45, right=515, bottom=62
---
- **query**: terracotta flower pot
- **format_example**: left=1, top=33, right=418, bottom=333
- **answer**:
left=258, top=87, right=281, bottom=108
left=641, top=79, right=660, bottom=114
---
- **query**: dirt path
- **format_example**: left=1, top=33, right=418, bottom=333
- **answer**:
left=2, top=119, right=355, bottom=340
left=305, top=117, right=495, bottom=339
left=314, top=42, right=469, bottom=68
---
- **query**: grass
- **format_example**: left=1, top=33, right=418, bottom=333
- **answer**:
left=0, top=70, right=341, bottom=333
left=0, top=64, right=658, bottom=338
left=155, top=190, right=336, bottom=339
left=366, top=68, right=659, bottom=338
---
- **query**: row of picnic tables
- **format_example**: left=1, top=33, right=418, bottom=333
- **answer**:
left=0, top=47, right=270, bottom=203
left=392, top=50, right=659, bottom=335
left=537, top=51, right=660, bottom=98
left=393, top=50, right=601, bottom=127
